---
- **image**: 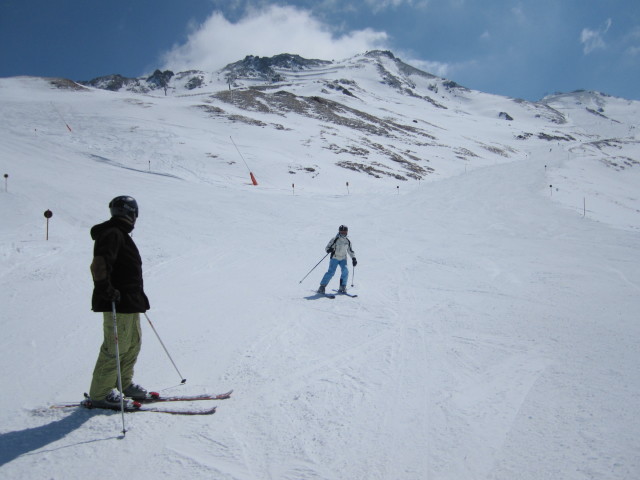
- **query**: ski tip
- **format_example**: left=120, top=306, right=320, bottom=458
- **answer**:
left=216, top=390, right=233, bottom=399
left=333, top=291, right=358, bottom=297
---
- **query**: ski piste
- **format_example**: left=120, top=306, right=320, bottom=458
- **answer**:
left=50, top=389, right=232, bottom=415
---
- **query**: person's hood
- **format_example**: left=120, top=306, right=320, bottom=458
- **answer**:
left=90, top=217, right=134, bottom=240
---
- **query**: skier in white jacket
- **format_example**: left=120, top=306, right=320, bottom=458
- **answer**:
left=318, top=225, right=357, bottom=294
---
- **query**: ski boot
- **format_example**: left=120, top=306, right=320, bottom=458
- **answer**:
left=123, top=383, right=148, bottom=401
left=83, top=390, right=137, bottom=410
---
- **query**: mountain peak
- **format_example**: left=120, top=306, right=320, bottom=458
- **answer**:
left=221, top=53, right=332, bottom=83
left=364, top=50, right=397, bottom=60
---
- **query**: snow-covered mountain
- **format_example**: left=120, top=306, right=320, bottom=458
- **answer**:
left=73, top=51, right=640, bottom=211
left=0, top=51, right=639, bottom=479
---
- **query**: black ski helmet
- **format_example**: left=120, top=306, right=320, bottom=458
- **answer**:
left=338, top=225, right=348, bottom=233
left=109, top=196, right=139, bottom=222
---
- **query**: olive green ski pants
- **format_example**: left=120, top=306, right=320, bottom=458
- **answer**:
left=89, top=312, right=141, bottom=401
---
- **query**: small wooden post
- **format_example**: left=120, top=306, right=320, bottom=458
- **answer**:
left=44, top=209, right=53, bottom=240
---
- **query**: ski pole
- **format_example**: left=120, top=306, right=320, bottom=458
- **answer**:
left=143, top=313, right=187, bottom=384
left=351, top=265, right=356, bottom=288
left=299, top=252, right=329, bottom=284
left=111, top=302, right=127, bottom=436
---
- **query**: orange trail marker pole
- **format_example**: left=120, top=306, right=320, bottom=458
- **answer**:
left=51, top=102, right=72, bottom=132
left=230, top=136, right=258, bottom=185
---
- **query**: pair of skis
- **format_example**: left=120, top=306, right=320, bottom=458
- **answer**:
left=50, top=390, right=232, bottom=416
left=319, top=290, right=358, bottom=299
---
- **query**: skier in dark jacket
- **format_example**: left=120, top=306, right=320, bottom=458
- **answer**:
left=87, top=196, right=150, bottom=409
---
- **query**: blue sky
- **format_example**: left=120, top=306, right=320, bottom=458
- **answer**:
left=1, top=0, right=638, bottom=101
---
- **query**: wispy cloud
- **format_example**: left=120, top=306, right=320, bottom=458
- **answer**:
left=580, top=18, right=612, bottom=54
left=406, top=57, right=451, bottom=77
left=362, top=0, right=429, bottom=14
left=624, top=26, right=640, bottom=56
left=511, top=4, right=526, bottom=24
left=160, top=5, right=389, bottom=72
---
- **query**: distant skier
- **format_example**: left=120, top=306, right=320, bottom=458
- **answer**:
left=318, top=225, right=357, bottom=294
left=87, top=196, right=150, bottom=409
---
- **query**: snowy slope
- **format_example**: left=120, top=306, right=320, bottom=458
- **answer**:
left=0, top=54, right=639, bottom=480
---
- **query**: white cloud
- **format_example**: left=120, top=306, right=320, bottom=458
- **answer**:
left=160, top=5, right=389, bottom=72
left=580, top=18, right=612, bottom=54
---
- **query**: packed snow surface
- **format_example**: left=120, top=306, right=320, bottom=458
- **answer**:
left=0, top=71, right=639, bottom=480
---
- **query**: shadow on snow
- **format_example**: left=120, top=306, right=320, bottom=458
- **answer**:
left=0, top=408, right=115, bottom=466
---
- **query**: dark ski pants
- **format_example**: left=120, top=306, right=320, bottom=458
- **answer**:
left=89, top=312, right=141, bottom=401
left=320, top=257, right=349, bottom=287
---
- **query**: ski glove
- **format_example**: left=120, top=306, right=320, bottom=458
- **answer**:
left=352, top=257, right=357, bottom=267
left=105, top=285, right=121, bottom=304
left=326, top=247, right=335, bottom=255
left=96, top=280, right=121, bottom=304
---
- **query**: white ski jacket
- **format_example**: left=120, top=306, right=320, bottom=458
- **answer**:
left=326, top=234, right=355, bottom=261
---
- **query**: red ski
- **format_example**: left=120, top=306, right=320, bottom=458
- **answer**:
left=141, top=389, right=233, bottom=403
